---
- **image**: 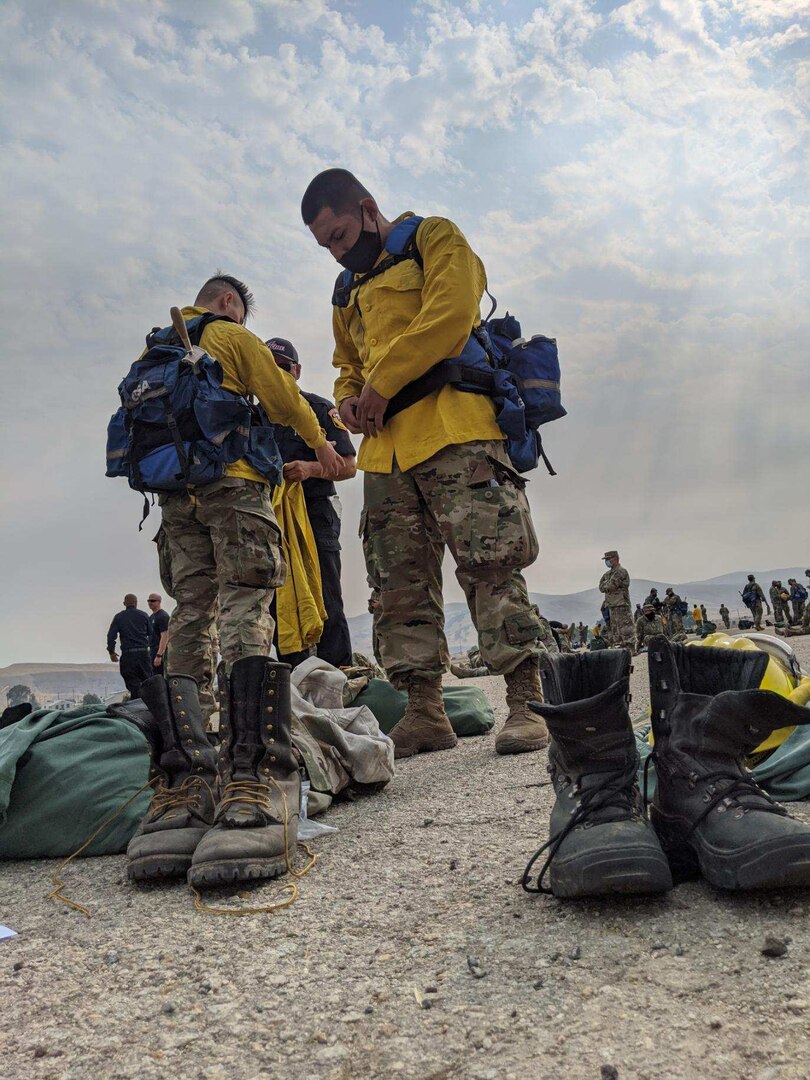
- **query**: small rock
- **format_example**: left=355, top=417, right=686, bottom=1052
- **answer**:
left=33, top=1048, right=47, bottom=1059
left=651, top=942, right=667, bottom=951
left=601, top=1066, right=619, bottom=1080
left=467, top=955, right=487, bottom=979
left=761, top=936, right=788, bottom=958
left=104, top=950, right=119, bottom=966
left=569, top=945, right=582, bottom=960
left=449, top=859, right=458, bottom=870
left=425, top=986, right=438, bottom=993
left=787, top=1000, right=808, bottom=1015
left=13, top=961, right=24, bottom=971
left=707, top=1018, right=722, bottom=1029
left=674, top=946, right=685, bottom=957
left=532, top=979, right=544, bottom=990
left=161, top=1002, right=175, bottom=1015
left=421, top=999, right=432, bottom=1010
left=364, top=1005, right=374, bottom=1015
left=194, top=944, right=205, bottom=953
left=423, top=818, right=434, bottom=827
left=199, top=980, right=212, bottom=993
left=510, top=1009, right=518, bottom=1018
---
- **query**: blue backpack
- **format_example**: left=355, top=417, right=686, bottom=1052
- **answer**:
left=106, top=313, right=282, bottom=523
left=332, top=216, right=566, bottom=474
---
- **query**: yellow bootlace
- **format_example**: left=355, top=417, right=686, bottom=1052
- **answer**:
left=189, top=776, right=318, bottom=917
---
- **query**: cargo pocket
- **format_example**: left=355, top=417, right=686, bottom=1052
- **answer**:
left=235, top=509, right=286, bottom=589
left=460, top=455, right=539, bottom=573
left=504, top=609, right=544, bottom=646
left=153, top=526, right=174, bottom=597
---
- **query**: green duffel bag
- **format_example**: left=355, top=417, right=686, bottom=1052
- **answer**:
left=0, top=704, right=152, bottom=859
left=354, top=680, right=495, bottom=737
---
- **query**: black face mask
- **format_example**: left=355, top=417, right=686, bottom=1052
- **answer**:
left=338, top=213, right=383, bottom=273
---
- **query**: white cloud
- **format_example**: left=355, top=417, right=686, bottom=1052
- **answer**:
left=0, top=0, right=807, bottom=662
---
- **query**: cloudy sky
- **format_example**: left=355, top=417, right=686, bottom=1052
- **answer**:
left=0, top=0, right=807, bottom=664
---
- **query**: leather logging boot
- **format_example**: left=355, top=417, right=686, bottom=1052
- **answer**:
left=188, top=656, right=300, bottom=887
left=126, top=674, right=218, bottom=881
left=496, top=657, right=549, bottom=754
left=648, top=635, right=810, bottom=890
left=388, top=676, right=458, bottom=759
left=523, top=650, right=672, bottom=897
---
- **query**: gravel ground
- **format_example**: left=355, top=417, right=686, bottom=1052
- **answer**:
left=3, top=635, right=810, bottom=1080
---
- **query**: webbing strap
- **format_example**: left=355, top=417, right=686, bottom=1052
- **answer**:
left=384, top=362, right=494, bottom=422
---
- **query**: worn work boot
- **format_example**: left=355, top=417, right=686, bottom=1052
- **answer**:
left=523, top=650, right=672, bottom=897
left=648, top=636, right=810, bottom=890
left=126, top=675, right=218, bottom=881
left=188, top=656, right=300, bottom=886
left=496, top=657, right=550, bottom=754
left=388, top=676, right=458, bottom=759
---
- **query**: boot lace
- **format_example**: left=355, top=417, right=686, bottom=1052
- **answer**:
left=681, top=769, right=788, bottom=836
left=189, top=776, right=318, bottom=918
left=522, top=758, right=640, bottom=894
left=150, top=775, right=213, bottom=818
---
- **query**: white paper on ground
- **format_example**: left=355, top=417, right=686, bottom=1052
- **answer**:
left=0, top=925, right=17, bottom=941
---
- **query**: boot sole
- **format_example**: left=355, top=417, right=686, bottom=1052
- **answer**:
left=551, top=848, right=673, bottom=898
left=128, top=855, right=192, bottom=882
left=495, top=735, right=550, bottom=755
left=653, top=809, right=810, bottom=890
left=393, top=735, right=458, bottom=760
left=187, top=855, right=288, bottom=887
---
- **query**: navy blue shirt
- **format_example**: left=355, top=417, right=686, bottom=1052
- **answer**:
left=107, top=607, right=152, bottom=654
left=149, top=608, right=170, bottom=658
left=273, top=391, right=355, bottom=502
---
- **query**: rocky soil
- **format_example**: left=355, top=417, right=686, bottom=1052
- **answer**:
left=2, top=636, right=810, bottom=1079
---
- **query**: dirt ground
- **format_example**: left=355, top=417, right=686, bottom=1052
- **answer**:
left=2, top=635, right=810, bottom=1080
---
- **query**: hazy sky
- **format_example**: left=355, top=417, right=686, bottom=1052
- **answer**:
left=0, top=0, right=807, bottom=664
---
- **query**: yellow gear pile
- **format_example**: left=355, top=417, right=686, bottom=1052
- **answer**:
left=272, top=481, right=326, bottom=656
left=690, top=633, right=810, bottom=754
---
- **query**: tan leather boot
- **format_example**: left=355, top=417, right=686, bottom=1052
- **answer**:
left=388, top=676, right=458, bottom=759
left=496, top=657, right=549, bottom=755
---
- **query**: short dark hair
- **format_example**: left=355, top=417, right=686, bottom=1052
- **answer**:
left=124, top=594, right=137, bottom=606
left=301, top=169, right=373, bottom=224
left=195, top=272, right=255, bottom=321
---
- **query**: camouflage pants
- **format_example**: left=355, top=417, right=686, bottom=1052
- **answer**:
left=156, top=478, right=286, bottom=720
left=751, top=600, right=764, bottom=627
left=362, top=440, right=544, bottom=688
left=774, top=600, right=791, bottom=625
left=667, top=612, right=684, bottom=637
left=793, top=599, right=806, bottom=625
left=608, top=604, right=636, bottom=651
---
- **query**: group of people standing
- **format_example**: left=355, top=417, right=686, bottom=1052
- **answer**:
left=106, top=593, right=169, bottom=697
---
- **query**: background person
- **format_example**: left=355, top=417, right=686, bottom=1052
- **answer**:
left=147, top=592, right=169, bottom=675
left=267, top=337, right=357, bottom=669
left=107, top=594, right=152, bottom=698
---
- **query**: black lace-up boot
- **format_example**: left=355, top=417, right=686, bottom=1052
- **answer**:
left=188, top=656, right=300, bottom=887
left=648, top=636, right=810, bottom=890
left=126, top=674, right=218, bottom=881
left=523, top=650, right=672, bottom=898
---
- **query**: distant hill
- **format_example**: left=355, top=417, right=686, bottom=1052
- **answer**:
left=4, top=567, right=805, bottom=699
left=347, top=567, right=807, bottom=655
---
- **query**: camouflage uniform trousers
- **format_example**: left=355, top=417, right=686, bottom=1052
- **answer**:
left=793, top=598, right=806, bottom=626
left=666, top=612, right=684, bottom=637
left=156, top=477, right=286, bottom=720
left=361, top=440, right=545, bottom=689
left=636, top=614, right=665, bottom=650
left=750, top=600, right=764, bottom=628
left=608, top=603, right=636, bottom=650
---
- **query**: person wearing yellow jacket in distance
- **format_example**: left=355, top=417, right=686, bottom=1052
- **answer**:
left=302, top=169, right=548, bottom=759
left=158, top=274, right=343, bottom=721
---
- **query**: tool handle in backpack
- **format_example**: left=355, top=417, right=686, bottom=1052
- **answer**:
left=170, top=306, right=193, bottom=353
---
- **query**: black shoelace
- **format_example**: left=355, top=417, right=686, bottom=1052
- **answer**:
left=522, top=758, right=639, bottom=894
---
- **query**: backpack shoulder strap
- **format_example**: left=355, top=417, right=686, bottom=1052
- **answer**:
left=332, top=216, right=425, bottom=308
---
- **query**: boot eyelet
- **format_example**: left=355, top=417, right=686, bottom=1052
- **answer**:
left=263, top=767, right=270, bottom=775
left=194, top=750, right=200, bottom=757
left=268, top=689, right=275, bottom=697
left=183, top=725, right=190, bottom=731
left=266, top=725, right=273, bottom=733
left=270, top=756, right=276, bottom=763
left=179, top=711, right=186, bottom=717
left=266, top=706, right=274, bottom=713
left=175, top=696, right=183, bottom=702
left=270, top=671, right=277, bottom=680
left=268, top=738, right=274, bottom=744
left=186, top=740, right=193, bottom=746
